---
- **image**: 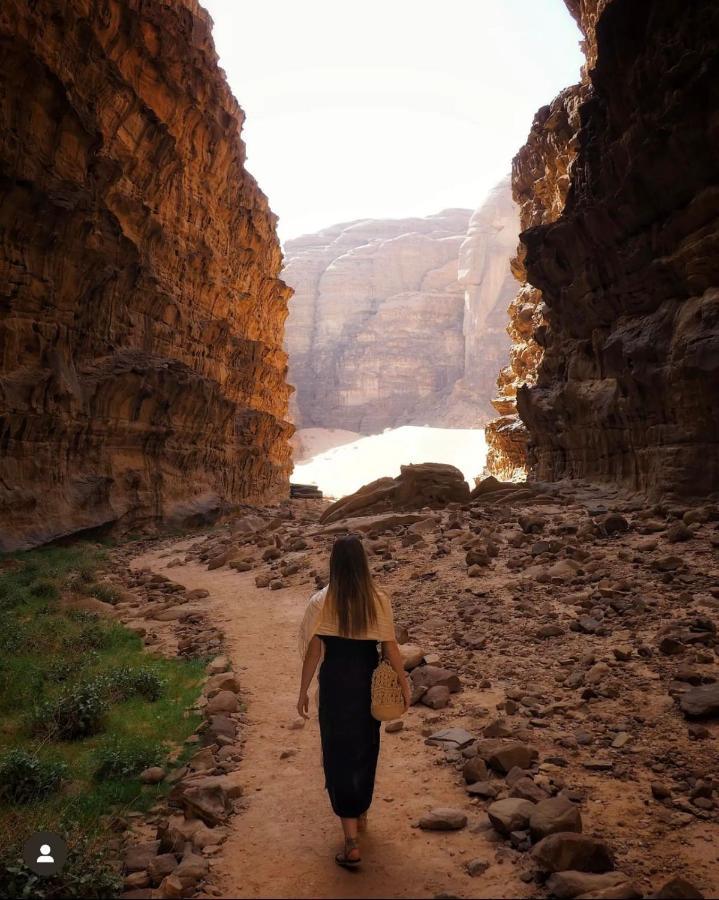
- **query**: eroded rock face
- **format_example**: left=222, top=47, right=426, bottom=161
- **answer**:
left=318, top=463, right=470, bottom=525
left=488, top=0, right=719, bottom=496
left=284, top=182, right=517, bottom=432
left=486, top=84, right=588, bottom=481
left=0, top=0, right=293, bottom=549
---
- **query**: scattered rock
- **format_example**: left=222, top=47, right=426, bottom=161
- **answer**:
left=421, top=685, right=451, bottom=709
left=140, top=766, right=166, bottom=785
left=532, top=832, right=614, bottom=873
left=487, top=798, right=535, bottom=835
left=547, top=871, right=636, bottom=899
left=678, top=683, right=719, bottom=718
left=529, top=797, right=582, bottom=841
left=466, top=858, right=490, bottom=877
left=418, top=807, right=468, bottom=831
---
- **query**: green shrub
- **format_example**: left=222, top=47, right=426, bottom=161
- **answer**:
left=65, top=622, right=110, bottom=652
left=101, top=666, right=165, bottom=702
left=66, top=609, right=99, bottom=624
left=34, top=682, right=108, bottom=740
left=29, top=578, right=59, bottom=601
left=90, top=583, right=122, bottom=605
left=45, top=657, right=85, bottom=684
left=0, top=749, right=67, bottom=804
left=0, top=612, right=25, bottom=652
left=93, top=736, right=163, bottom=780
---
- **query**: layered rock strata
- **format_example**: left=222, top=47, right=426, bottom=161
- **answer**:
left=488, top=0, right=719, bottom=496
left=318, top=462, right=471, bottom=526
left=284, top=183, right=517, bottom=433
left=0, top=0, right=293, bottom=550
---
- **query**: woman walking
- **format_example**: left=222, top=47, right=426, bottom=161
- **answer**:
left=297, top=534, right=411, bottom=867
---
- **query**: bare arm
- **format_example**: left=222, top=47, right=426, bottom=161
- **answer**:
left=381, top=639, right=412, bottom=708
left=297, top=635, right=322, bottom=718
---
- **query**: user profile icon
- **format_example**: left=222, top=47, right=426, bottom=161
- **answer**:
left=37, top=844, right=54, bottom=863
left=22, top=831, right=68, bottom=877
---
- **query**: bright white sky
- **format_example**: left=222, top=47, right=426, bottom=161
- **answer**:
left=203, top=0, right=583, bottom=241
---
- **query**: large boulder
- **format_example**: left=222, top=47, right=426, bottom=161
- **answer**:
left=319, top=463, right=470, bottom=525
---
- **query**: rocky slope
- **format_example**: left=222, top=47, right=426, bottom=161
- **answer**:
left=487, top=0, right=719, bottom=496
left=0, top=0, right=293, bottom=550
left=283, top=181, right=517, bottom=433
left=117, top=481, right=719, bottom=897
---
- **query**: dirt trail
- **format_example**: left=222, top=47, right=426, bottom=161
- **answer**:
left=132, top=542, right=526, bottom=899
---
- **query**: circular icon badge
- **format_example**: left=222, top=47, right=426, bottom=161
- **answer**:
left=22, top=831, right=68, bottom=877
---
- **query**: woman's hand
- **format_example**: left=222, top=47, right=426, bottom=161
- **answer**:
left=401, top=676, right=412, bottom=710
left=297, top=692, right=310, bottom=719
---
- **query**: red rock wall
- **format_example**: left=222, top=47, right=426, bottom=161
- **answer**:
left=0, top=0, right=293, bottom=549
left=488, top=0, right=719, bottom=495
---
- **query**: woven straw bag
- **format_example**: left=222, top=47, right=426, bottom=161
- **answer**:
left=371, top=659, right=405, bottom=721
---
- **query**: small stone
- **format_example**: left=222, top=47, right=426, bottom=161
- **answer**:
left=487, top=798, right=535, bottom=835
left=648, top=876, right=704, bottom=899
left=547, top=871, right=635, bottom=899
left=612, top=732, right=630, bottom=749
left=425, top=727, right=474, bottom=749
left=531, top=832, right=614, bottom=874
left=466, top=781, right=498, bottom=800
left=140, top=766, right=166, bottom=784
left=384, top=720, right=404, bottom=733
left=478, top=740, right=538, bottom=774
left=679, top=683, right=719, bottom=718
left=421, top=685, right=451, bottom=709
left=206, top=655, right=230, bottom=675
left=462, top=756, right=489, bottom=784
left=205, top=690, right=239, bottom=715
left=465, top=858, right=490, bottom=877
left=666, top=523, right=693, bottom=543
left=601, top=513, right=629, bottom=534
left=651, top=782, right=672, bottom=800
left=418, top=807, right=467, bottom=831
left=529, top=797, right=582, bottom=841
left=399, top=643, right=425, bottom=670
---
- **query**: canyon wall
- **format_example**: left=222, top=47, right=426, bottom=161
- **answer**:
left=0, top=0, right=293, bottom=550
left=284, top=180, right=517, bottom=434
left=488, top=0, right=719, bottom=495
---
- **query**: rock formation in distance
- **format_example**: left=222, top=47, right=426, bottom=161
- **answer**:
left=284, top=180, right=518, bottom=434
left=487, top=0, right=719, bottom=496
left=0, top=0, right=293, bottom=550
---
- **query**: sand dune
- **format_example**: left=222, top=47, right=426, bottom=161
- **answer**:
left=291, top=425, right=487, bottom=499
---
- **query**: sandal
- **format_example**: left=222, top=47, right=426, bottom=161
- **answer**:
left=335, top=836, right=361, bottom=869
left=358, top=812, right=368, bottom=833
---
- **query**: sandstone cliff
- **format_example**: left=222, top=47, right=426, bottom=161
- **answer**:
left=0, top=0, right=293, bottom=550
left=487, top=0, right=719, bottom=495
left=284, top=182, right=517, bottom=433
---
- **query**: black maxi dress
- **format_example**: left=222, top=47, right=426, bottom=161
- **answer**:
left=318, top=635, right=381, bottom=818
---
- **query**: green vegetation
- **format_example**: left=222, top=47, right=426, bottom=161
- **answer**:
left=0, top=544, right=204, bottom=898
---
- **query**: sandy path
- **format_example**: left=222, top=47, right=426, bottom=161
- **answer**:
left=133, top=541, right=527, bottom=900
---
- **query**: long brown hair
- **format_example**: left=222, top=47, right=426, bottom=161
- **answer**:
left=326, top=534, right=380, bottom=637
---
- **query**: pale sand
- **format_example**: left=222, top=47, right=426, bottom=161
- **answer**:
left=291, top=426, right=487, bottom=498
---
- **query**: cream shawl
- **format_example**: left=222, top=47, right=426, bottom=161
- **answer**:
left=298, top=585, right=396, bottom=660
